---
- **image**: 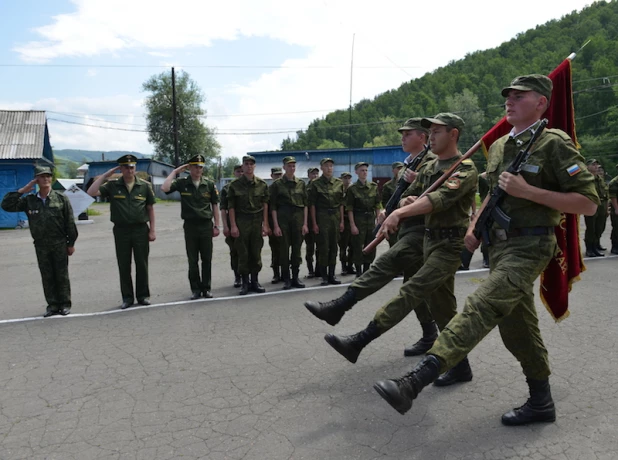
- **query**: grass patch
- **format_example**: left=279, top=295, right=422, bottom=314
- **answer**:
left=87, top=208, right=102, bottom=216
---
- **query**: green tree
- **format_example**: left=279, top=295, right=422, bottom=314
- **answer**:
left=316, top=139, right=346, bottom=149
left=143, top=70, right=220, bottom=165
left=65, top=161, right=79, bottom=179
left=222, top=156, right=242, bottom=177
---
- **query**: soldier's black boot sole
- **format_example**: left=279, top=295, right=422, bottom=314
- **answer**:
left=501, top=402, right=556, bottom=426
left=373, top=380, right=412, bottom=415
left=324, top=333, right=363, bottom=363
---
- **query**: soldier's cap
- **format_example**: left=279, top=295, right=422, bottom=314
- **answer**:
left=585, top=158, right=599, bottom=165
left=242, top=155, right=256, bottom=164
left=501, top=74, right=553, bottom=100
left=34, top=165, right=53, bottom=176
left=397, top=117, right=430, bottom=134
left=320, top=157, right=335, bottom=166
left=117, top=154, right=138, bottom=166
left=355, top=161, right=369, bottom=170
left=188, top=154, right=206, bottom=166
left=340, top=172, right=352, bottom=178
left=282, top=156, right=296, bottom=164
left=391, top=161, right=405, bottom=169
left=421, top=112, right=465, bottom=132
left=307, top=167, right=319, bottom=174
left=271, top=167, right=283, bottom=174
left=233, top=164, right=242, bottom=171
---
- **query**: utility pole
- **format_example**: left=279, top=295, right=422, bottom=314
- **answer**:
left=348, top=34, right=355, bottom=170
left=171, top=67, right=180, bottom=167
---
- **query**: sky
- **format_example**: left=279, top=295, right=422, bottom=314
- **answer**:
left=0, top=0, right=595, bottom=159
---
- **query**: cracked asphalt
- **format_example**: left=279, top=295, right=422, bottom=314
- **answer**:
left=0, top=202, right=616, bottom=459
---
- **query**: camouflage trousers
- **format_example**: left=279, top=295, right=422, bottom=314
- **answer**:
left=316, top=210, right=340, bottom=267
left=371, top=232, right=463, bottom=333
left=35, top=242, right=71, bottom=312
left=234, top=212, right=264, bottom=275
left=225, top=235, right=238, bottom=272
left=351, top=211, right=376, bottom=265
left=304, top=231, right=317, bottom=266
left=113, top=223, right=150, bottom=303
left=351, top=227, right=433, bottom=326
left=338, top=218, right=352, bottom=265
left=276, top=207, right=305, bottom=269
left=429, top=234, right=556, bottom=380
left=184, top=220, right=213, bottom=292
left=585, top=201, right=608, bottom=246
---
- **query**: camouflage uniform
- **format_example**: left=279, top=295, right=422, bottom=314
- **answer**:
left=381, top=177, right=398, bottom=248
left=268, top=170, right=283, bottom=282
left=594, top=174, right=609, bottom=248
left=346, top=179, right=381, bottom=270
left=2, top=188, right=78, bottom=315
left=609, top=174, right=618, bottom=253
left=338, top=173, right=354, bottom=273
left=308, top=174, right=344, bottom=270
left=304, top=168, right=319, bottom=277
left=220, top=181, right=239, bottom=278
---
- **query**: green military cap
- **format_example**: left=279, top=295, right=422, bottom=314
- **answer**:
left=34, top=165, right=53, bottom=176
left=354, top=161, right=369, bottom=170
left=233, top=164, right=242, bottom=171
left=307, top=167, right=319, bottom=174
left=397, top=117, right=429, bottom=134
left=501, top=74, right=553, bottom=101
left=585, top=158, right=599, bottom=165
left=242, top=155, right=256, bottom=164
left=320, top=158, right=334, bottom=166
left=391, top=161, right=405, bottom=169
left=188, top=154, right=206, bottom=166
left=421, top=112, right=465, bottom=132
left=117, top=154, right=138, bottom=166
left=282, top=156, right=296, bottom=164
left=271, top=167, right=283, bottom=174
left=340, top=172, right=352, bottom=178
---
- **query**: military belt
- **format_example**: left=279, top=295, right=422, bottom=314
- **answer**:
left=318, top=207, right=338, bottom=215
left=353, top=209, right=375, bottom=215
left=278, top=204, right=303, bottom=212
left=491, top=226, right=553, bottom=242
left=425, top=227, right=467, bottom=240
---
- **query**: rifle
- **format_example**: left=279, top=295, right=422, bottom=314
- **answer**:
left=473, top=118, right=548, bottom=246
left=371, top=144, right=431, bottom=238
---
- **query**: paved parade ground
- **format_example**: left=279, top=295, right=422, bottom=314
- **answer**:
left=0, top=202, right=616, bottom=459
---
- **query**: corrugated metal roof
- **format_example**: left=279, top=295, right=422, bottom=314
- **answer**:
left=0, top=111, right=47, bottom=160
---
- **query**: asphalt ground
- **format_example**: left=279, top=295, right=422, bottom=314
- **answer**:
left=0, top=202, right=616, bottom=459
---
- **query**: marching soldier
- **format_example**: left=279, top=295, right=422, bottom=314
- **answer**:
left=269, top=167, right=284, bottom=283
left=347, top=162, right=381, bottom=275
left=221, top=165, right=243, bottom=287
left=381, top=161, right=404, bottom=248
left=87, top=154, right=156, bottom=309
left=595, top=164, right=609, bottom=253
left=227, top=155, right=270, bottom=295
left=305, top=167, right=320, bottom=278
left=338, top=172, right=355, bottom=275
left=270, top=156, right=309, bottom=289
left=308, top=158, right=345, bottom=286
left=1, top=165, right=78, bottom=317
left=584, top=159, right=604, bottom=257
left=161, top=154, right=220, bottom=299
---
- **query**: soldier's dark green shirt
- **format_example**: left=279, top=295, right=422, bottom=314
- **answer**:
left=1, top=190, right=78, bottom=246
left=478, top=175, right=490, bottom=201
left=595, top=175, right=609, bottom=201
left=345, top=180, right=381, bottom=213
left=486, top=126, right=599, bottom=228
left=227, top=175, right=269, bottom=214
left=408, top=155, right=478, bottom=229
left=270, top=175, right=307, bottom=210
left=397, top=152, right=439, bottom=232
left=608, top=175, right=618, bottom=200
left=99, top=176, right=156, bottom=225
left=381, top=178, right=396, bottom=208
left=166, top=176, right=219, bottom=220
left=308, top=175, right=344, bottom=210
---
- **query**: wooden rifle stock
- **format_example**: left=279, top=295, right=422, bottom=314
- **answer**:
left=363, top=140, right=482, bottom=254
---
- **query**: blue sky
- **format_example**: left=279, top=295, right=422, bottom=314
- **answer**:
left=0, top=0, right=595, bottom=158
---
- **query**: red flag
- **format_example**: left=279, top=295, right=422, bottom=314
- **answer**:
left=480, top=58, right=584, bottom=321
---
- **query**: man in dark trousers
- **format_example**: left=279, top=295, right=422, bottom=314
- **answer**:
left=221, top=164, right=243, bottom=287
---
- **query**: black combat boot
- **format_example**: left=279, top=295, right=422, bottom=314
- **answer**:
left=501, top=378, right=556, bottom=426
left=597, top=242, right=607, bottom=251
left=328, top=265, right=341, bottom=285
left=271, top=266, right=281, bottom=284
left=291, top=267, right=305, bottom=288
left=306, top=261, right=315, bottom=278
left=281, top=266, right=292, bottom=290
left=319, top=266, right=329, bottom=286
left=315, top=265, right=322, bottom=278
left=250, top=273, right=266, bottom=293
left=433, top=356, right=473, bottom=386
left=373, top=355, right=441, bottom=415
left=341, top=262, right=348, bottom=275
left=323, top=321, right=380, bottom=363
left=239, top=275, right=250, bottom=295
left=347, top=263, right=356, bottom=275
left=585, top=243, right=601, bottom=257
left=611, top=246, right=618, bottom=255
left=233, top=270, right=242, bottom=288
left=404, top=321, right=439, bottom=356
left=304, top=288, right=357, bottom=325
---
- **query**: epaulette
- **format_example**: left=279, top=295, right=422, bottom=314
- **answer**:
left=544, top=128, right=573, bottom=142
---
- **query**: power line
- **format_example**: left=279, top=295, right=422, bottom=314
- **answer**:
left=0, top=63, right=421, bottom=69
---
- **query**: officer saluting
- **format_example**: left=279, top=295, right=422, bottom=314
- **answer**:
left=161, top=154, right=220, bottom=299
left=87, top=154, right=156, bottom=309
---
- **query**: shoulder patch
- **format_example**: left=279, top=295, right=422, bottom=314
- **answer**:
left=462, top=159, right=474, bottom=165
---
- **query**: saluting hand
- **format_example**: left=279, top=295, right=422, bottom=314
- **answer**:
left=104, top=166, right=120, bottom=177
left=175, top=164, right=189, bottom=174
left=18, top=179, right=38, bottom=194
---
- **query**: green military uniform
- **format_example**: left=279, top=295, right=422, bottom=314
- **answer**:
left=584, top=160, right=604, bottom=255
left=99, top=167, right=156, bottom=305
left=304, top=167, right=320, bottom=277
left=1, top=167, right=78, bottom=316
left=227, top=172, right=269, bottom=276
left=346, top=172, right=381, bottom=271
left=165, top=156, right=219, bottom=297
left=220, top=177, right=240, bottom=285
left=270, top=157, right=308, bottom=286
left=609, top=172, right=618, bottom=253
left=381, top=162, right=404, bottom=248
left=338, top=172, right=354, bottom=274
left=429, top=123, right=599, bottom=381
left=307, top=160, right=344, bottom=282
left=268, top=168, right=283, bottom=282
left=594, top=174, right=609, bottom=249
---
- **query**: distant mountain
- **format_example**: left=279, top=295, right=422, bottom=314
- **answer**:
left=53, top=149, right=151, bottom=164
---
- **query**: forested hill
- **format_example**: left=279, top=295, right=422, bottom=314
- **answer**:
left=281, top=0, right=618, bottom=175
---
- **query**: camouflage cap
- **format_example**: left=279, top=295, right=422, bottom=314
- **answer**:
left=282, top=156, right=296, bottom=164
left=271, top=167, right=283, bottom=175
left=354, top=161, right=369, bottom=170
left=307, top=167, right=319, bottom=174
left=397, top=117, right=429, bottom=134
left=585, top=158, right=599, bottom=165
left=118, top=154, right=138, bottom=166
left=34, top=165, right=53, bottom=176
left=421, top=112, right=465, bottom=132
left=242, top=155, right=256, bottom=164
left=391, top=161, right=405, bottom=169
left=188, top=154, right=206, bottom=166
left=501, top=74, right=553, bottom=100
left=340, top=172, right=352, bottom=178
left=320, top=158, right=334, bottom=166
